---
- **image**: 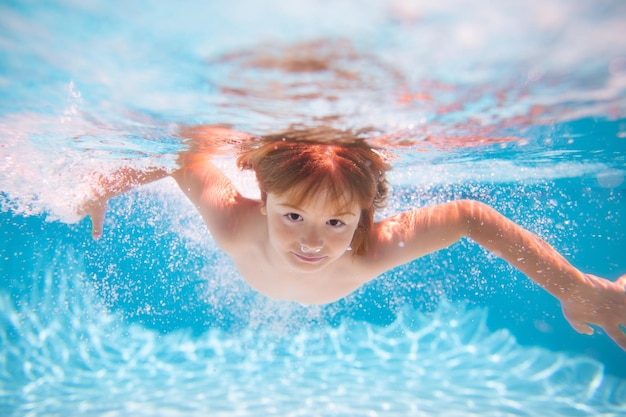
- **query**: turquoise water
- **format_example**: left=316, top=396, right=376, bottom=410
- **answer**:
left=1, top=0, right=626, bottom=415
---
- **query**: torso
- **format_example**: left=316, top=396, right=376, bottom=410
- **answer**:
left=173, top=159, right=390, bottom=304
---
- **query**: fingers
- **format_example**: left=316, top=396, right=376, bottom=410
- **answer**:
left=562, top=306, right=595, bottom=335
left=89, top=202, right=108, bottom=240
left=615, top=274, right=626, bottom=287
left=564, top=311, right=626, bottom=352
left=604, top=325, right=626, bottom=352
left=566, top=318, right=594, bottom=335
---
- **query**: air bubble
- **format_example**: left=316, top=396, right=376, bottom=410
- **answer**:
left=596, top=169, right=624, bottom=188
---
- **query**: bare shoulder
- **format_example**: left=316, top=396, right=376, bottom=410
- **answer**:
left=356, top=203, right=474, bottom=278
left=202, top=194, right=266, bottom=253
left=171, top=156, right=265, bottom=253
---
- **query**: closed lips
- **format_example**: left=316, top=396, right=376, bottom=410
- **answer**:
left=293, top=252, right=326, bottom=262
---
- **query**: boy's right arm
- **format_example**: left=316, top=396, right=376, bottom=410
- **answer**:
left=78, top=167, right=169, bottom=239
left=171, top=125, right=260, bottom=250
left=80, top=125, right=256, bottom=244
left=171, top=145, right=259, bottom=251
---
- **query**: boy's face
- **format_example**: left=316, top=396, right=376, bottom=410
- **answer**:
left=262, top=189, right=361, bottom=272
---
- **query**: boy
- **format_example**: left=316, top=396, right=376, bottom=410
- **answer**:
left=79, top=125, right=626, bottom=350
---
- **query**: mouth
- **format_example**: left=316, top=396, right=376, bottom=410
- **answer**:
left=292, top=252, right=327, bottom=263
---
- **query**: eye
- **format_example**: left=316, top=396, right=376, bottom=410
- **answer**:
left=327, top=219, right=345, bottom=227
left=285, top=213, right=302, bottom=222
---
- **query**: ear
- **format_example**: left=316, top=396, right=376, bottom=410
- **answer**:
left=260, top=191, right=268, bottom=215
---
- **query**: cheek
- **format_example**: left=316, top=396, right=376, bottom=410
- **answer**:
left=268, top=218, right=296, bottom=244
left=329, top=228, right=358, bottom=250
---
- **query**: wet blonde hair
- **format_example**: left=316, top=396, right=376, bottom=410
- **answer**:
left=237, top=127, right=391, bottom=255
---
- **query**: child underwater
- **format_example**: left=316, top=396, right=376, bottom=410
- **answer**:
left=78, top=124, right=626, bottom=351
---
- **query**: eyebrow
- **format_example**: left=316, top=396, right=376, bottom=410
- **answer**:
left=277, top=203, right=357, bottom=217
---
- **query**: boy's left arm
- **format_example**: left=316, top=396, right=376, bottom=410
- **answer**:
left=369, top=199, right=626, bottom=350
left=559, top=273, right=626, bottom=349
left=463, top=201, right=626, bottom=350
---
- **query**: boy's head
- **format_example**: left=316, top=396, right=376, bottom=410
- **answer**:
left=237, top=127, right=391, bottom=255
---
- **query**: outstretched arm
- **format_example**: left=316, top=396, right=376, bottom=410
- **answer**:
left=78, top=125, right=255, bottom=242
left=464, top=201, right=626, bottom=350
left=78, top=167, right=169, bottom=239
left=370, top=200, right=626, bottom=350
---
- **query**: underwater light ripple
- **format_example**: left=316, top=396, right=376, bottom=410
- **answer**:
left=1, top=253, right=625, bottom=417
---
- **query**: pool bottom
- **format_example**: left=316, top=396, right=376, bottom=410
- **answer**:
left=1, top=265, right=624, bottom=417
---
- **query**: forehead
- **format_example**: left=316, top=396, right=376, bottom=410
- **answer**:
left=268, top=188, right=361, bottom=214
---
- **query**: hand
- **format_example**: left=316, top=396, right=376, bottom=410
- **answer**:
left=561, top=273, right=626, bottom=350
left=77, top=194, right=109, bottom=241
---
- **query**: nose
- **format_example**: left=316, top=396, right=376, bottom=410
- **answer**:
left=300, top=244, right=322, bottom=254
left=299, top=228, right=323, bottom=253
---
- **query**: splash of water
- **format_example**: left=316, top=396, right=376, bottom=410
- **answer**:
left=1, top=0, right=625, bottom=221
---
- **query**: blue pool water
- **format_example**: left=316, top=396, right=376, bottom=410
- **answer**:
left=1, top=0, right=626, bottom=415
